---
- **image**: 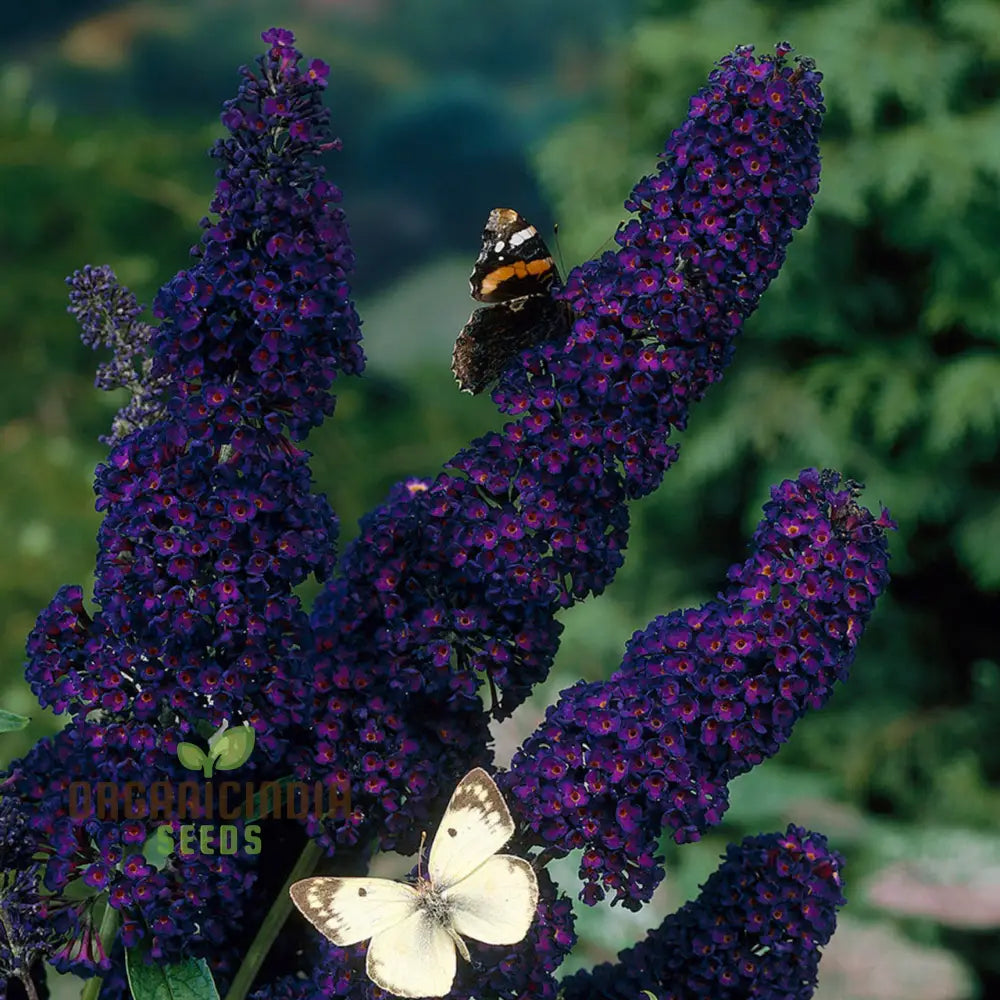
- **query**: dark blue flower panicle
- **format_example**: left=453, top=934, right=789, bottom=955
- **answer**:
left=13, top=27, right=363, bottom=978
left=502, top=470, right=894, bottom=909
left=154, top=26, right=364, bottom=441
left=560, top=826, right=846, bottom=1000
left=308, top=44, right=825, bottom=858
left=0, top=797, right=64, bottom=990
left=26, top=28, right=359, bottom=749
left=496, top=41, right=825, bottom=498
left=0, top=798, right=86, bottom=986
left=0, top=866, right=57, bottom=994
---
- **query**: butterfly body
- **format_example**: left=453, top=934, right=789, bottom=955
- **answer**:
left=290, top=768, right=538, bottom=998
left=452, top=208, right=573, bottom=394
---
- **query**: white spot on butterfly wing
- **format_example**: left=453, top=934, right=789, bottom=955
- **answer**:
left=508, top=225, right=537, bottom=247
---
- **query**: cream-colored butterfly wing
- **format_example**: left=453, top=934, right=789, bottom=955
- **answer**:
left=444, top=854, right=538, bottom=945
left=289, top=877, right=419, bottom=946
left=428, top=767, right=515, bottom=889
left=365, top=908, right=458, bottom=998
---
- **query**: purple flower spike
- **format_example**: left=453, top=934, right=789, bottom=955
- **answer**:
left=153, top=26, right=364, bottom=442
left=503, top=469, right=894, bottom=908
left=496, top=43, right=825, bottom=500
left=561, top=826, right=846, bottom=1000
left=30, top=30, right=359, bottom=745
left=68, top=265, right=168, bottom=446
left=308, top=45, right=825, bottom=854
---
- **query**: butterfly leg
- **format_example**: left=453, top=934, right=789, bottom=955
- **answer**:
left=446, top=926, right=471, bottom=963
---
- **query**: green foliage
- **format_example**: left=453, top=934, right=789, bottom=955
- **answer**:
left=532, top=4, right=1000, bottom=984
left=0, top=71, right=217, bottom=425
left=0, top=81, right=216, bottom=767
left=125, top=949, right=219, bottom=1000
left=537, top=0, right=1000, bottom=823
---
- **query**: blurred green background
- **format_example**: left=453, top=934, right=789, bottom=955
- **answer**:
left=2, top=1, right=999, bottom=998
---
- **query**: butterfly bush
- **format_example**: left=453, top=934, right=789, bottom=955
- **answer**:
left=0, top=29, right=895, bottom=1000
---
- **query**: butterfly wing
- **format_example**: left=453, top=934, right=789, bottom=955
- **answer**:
left=443, top=854, right=539, bottom=945
left=365, top=908, right=458, bottom=998
left=452, top=297, right=572, bottom=394
left=428, top=768, right=515, bottom=889
left=289, top=876, right=420, bottom=946
left=470, top=208, right=561, bottom=304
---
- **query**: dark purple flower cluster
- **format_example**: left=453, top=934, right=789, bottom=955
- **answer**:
left=11, top=29, right=367, bottom=981
left=25, top=28, right=359, bottom=748
left=494, top=42, right=825, bottom=500
left=153, top=27, right=364, bottom=442
left=503, top=469, right=894, bottom=908
left=69, top=264, right=169, bottom=446
left=306, top=43, right=825, bottom=859
left=22, top=425, right=337, bottom=747
left=0, top=865, right=55, bottom=994
left=0, top=797, right=76, bottom=983
left=0, top=797, right=32, bottom=871
left=561, top=826, right=845, bottom=1000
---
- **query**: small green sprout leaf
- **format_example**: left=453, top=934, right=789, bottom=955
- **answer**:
left=176, top=742, right=208, bottom=774
left=0, top=709, right=30, bottom=733
left=212, top=725, right=255, bottom=772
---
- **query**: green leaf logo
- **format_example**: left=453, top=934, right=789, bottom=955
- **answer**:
left=177, top=742, right=209, bottom=773
left=176, top=725, right=255, bottom=777
left=212, top=725, right=256, bottom=772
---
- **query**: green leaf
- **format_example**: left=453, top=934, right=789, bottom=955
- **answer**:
left=212, top=725, right=255, bottom=772
left=0, top=709, right=29, bottom=732
left=928, top=354, right=1000, bottom=453
left=954, top=495, right=1000, bottom=589
left=176, top=742, right=207, bottom=772
left=125, top=947, right=220, bottom=1000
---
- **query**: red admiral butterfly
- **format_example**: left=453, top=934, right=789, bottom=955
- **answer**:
left=451, top=208, right=573, bottom=394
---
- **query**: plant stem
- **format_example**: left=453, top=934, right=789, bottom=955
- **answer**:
left=222, top=837, right=324, bottom=1000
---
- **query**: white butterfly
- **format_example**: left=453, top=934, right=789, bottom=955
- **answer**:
left=289, top=767, right=539, bottom=998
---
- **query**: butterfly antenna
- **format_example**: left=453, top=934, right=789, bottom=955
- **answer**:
left=551, top=221, right=567, bottom=280
left=555, top=219, right=620, bottom=273
left=418, top=830, right=427, bottom=881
